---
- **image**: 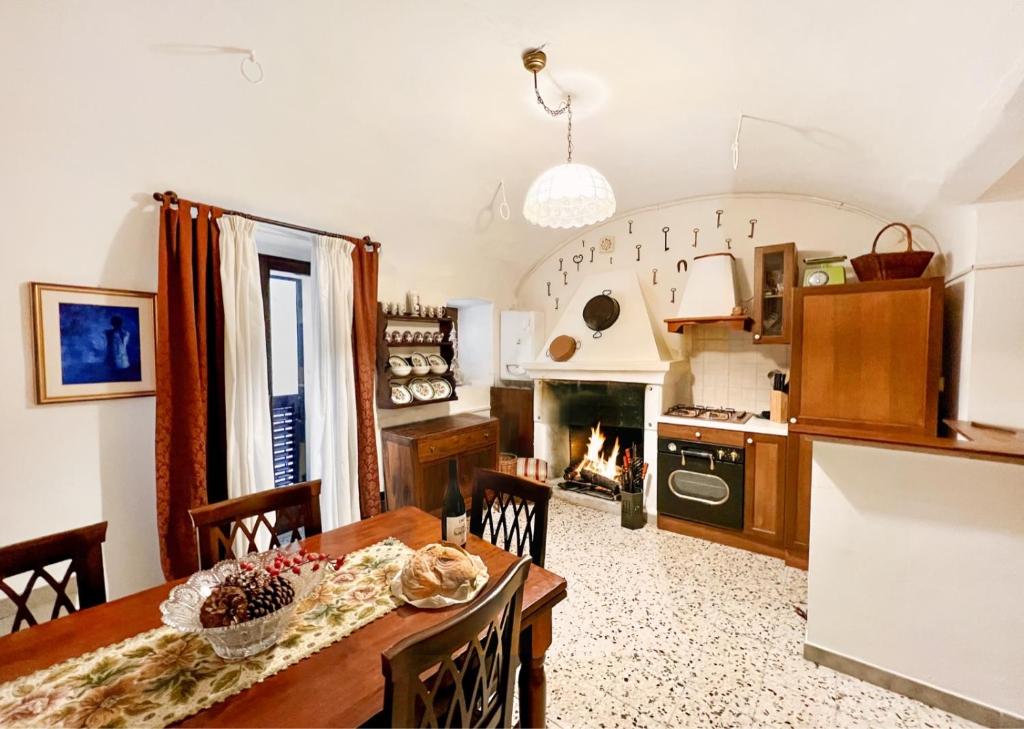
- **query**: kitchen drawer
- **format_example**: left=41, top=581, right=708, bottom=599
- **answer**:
left=659, top=423, right=746, bottom=447
left=418, top=425, right=496, bottom=462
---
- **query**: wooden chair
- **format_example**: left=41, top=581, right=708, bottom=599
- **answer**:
left=381, top=557, right=531, bottom=729
left=0, top=522, right=107, bottom=634
left=188, top=480, right=322, bottom=569
left=470, top=469, right=551, bottom=568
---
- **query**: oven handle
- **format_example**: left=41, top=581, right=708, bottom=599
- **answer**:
left=679, top=449, right=715, bottom=471
left=666, top=470, right=730, bottom=506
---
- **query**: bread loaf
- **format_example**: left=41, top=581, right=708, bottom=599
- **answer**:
left=400, top=543, right=480, bottom=601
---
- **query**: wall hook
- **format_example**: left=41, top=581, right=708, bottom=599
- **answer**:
left=635, top=243, right=642, bottom=262
left=676, top=259, right=688, bottom=272
left=572, top=254, right=584, bottom=271
left=748, top=218, right=757, bottom=238
left=546, top=281, right=551, bottom=296
left=563, top=271, right=568, bottom=285
left=589, top=246, right=595, bottom=263
left=725, top=237, right=732, bottom=250
left=628, top=219, right=634, bottom=235
left=652, top=268, right=659, bottom=285
left=692, top=228, right=699, bottom=248
left=662, top=226, right=671, bottom=252
left=558, top=257, right=563, bottom=271
left=671, top=287, right=677, bottom=303
left=716, top=209, right=724, bottom=228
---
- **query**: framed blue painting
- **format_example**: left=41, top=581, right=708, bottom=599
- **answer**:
left=31, top=283, right=156, bottom=403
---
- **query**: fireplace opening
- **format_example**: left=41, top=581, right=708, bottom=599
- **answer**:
left=540, top=381, right=646, bottom=500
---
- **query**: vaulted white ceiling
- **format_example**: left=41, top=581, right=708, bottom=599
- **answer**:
left=4, top=0, right=1024, bottom=284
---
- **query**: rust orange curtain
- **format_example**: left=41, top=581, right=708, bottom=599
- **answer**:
left=349, top=237, right=381, bottom=517
left=155, top=200, right=228, bottom=579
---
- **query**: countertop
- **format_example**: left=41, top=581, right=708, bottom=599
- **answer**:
left=792, top=419, right=1024, bottom=466
left=658, top=414, right=789, bottom=437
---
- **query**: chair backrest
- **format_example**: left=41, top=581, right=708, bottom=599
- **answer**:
left=382, top=557, right=531, bottom=729
left=188, top=480, right=322, bottom=569
left=0, top=522, right=107, bottom=634
left=470, top=469, right=551, bottom=568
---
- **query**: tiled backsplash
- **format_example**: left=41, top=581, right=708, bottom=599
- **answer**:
left=687, top=325, right=790, bottom=415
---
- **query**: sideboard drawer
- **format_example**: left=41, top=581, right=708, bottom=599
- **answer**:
left=418, top=425, right=495, bottom=462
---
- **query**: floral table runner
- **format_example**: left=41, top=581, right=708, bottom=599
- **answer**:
left=0, top=537, right=413, bottom=728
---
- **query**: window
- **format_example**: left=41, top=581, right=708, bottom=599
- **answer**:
left=259, top=255, right=311, bottom=487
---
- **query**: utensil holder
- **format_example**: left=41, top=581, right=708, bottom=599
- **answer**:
left=620, top=490, right=646, bottom=530
left=770, top=391, right=789, bottom=423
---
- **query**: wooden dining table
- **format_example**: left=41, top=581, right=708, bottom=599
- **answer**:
left=0, top=507, right=568, bottom=727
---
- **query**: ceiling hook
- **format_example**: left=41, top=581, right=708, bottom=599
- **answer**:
left=240, top=49, right=264, bottom=84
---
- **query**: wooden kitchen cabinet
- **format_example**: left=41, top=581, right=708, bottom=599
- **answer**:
left=784, top=433, right=813, bottom=569
left=381, top=414, right=498, bottom=515
left=789, top=277, right=943, bottom=437
left=752, top=242, right=797, bottom=344
left=743, top=433, right=787, bottom=546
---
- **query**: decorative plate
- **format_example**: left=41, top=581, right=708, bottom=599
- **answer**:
left=408, top=378, right=435, bottom=401
left=391, top=384, right=413, bottom=405
left=426, top=353, right=446, bottom=367
left=409, top=352, right=429, bottom=367
left=429, top=378, right=453, bottom=400
left=388, top=355, right=409, bottom=369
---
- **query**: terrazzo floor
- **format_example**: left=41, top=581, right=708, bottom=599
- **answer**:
left=539, top=498, right=980, bottom=729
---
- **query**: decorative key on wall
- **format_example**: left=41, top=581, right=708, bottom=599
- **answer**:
left=716, top=209, right=724, bottom=228
left=546, top=281, right=551, bottom=296
left=748, top=218, right=757, bottom=238
left=692, top=228, right=699, bottom=248
left=628, top=219, right=634, bottom=234
left=589, top=246, right=595, bottom=263
left=635, top=244, right=642, bottom=261
left=670, top=287, right=677, bottom=303
left=726, top=237, right=732, bottom=250
left=562, top=271, right=568, bottom=285
left=555, top=297, right=559, bottom=310
left=572, top=254, right=584, bottom=271
left=662, top=226, right=670, bottom=251
left=558, top=257, right=564, bottom=271
left=652, top=268, right=658, bottom=285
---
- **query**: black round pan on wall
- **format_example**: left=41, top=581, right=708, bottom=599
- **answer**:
left=582, top=290, right=620, bottom=338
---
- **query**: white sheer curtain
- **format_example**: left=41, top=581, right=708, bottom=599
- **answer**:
left=307, top=235, right=360, bottom=530
left=218, top=215, right=275, bottom=507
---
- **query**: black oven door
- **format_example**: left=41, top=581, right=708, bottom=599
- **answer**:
left=658, top=445, right=744, bottom=530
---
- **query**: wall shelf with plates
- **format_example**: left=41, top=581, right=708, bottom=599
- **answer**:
left=375, top=303, right=459, bottom=409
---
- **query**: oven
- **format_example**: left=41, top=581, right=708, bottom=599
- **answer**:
left=657, top=437, right=744, bottom=530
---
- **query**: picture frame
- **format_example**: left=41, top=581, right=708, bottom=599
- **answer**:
left=31, top=282, right=157, bottom=404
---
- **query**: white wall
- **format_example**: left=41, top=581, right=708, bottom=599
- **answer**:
left=515, top=194, right=910, bottom=412
left=806, top=441, right=1024, bottom=718
left=0, top=6, right=517, bottom=597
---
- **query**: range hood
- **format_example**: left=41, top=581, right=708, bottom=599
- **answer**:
left=665, top=253, right=752, bottom=332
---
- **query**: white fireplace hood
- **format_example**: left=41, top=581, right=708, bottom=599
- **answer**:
left=523, top=270, right=685, bottom=385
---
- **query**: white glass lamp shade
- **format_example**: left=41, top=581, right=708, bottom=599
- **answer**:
left=522, top=163, right=616, bottom=228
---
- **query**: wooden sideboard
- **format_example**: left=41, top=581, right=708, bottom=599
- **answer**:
left=381, top=414, right=499, bottom=514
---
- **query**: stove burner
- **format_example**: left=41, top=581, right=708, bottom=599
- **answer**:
left=664, top=404, right=752, bottom=424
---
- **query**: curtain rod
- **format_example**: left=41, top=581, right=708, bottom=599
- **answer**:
left=152, top=190, right=381, bottom=251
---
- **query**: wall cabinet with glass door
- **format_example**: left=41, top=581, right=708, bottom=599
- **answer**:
left=752, top=242, right=797, bottom=344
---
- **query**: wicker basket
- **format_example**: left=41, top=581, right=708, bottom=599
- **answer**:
left=498, top=452, right=517, bottom=475
left=851, top=222, right=933, bottom=281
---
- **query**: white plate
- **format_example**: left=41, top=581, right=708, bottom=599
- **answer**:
left=408, top=378, right=434, bottom=401
left=409, top=352, right=429, bottom=367
left=388, top=355, right=409, bottom=369
left=425, top=353, right=446, bottom=367
left=390, top=384, right=412, bottom=405
left=389, top=553, right=489, bottom=609
left=429, top=378, right=452, bottom=400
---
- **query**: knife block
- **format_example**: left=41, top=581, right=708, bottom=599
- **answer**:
left=770, top=391, right=789, bottom=423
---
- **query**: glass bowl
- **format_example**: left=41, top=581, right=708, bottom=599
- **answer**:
left=159, top=548, right=326, bottom=660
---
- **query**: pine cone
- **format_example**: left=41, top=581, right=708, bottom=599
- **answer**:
left=222, top=570, right=295, bottom=619
left=200, top=585, right=249, bottom=628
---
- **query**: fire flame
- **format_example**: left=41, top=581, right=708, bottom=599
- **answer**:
left=574, top=423, right=621, bottom=480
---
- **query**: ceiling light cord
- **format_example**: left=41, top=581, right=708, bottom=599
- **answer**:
left=732, top=113, right=747, bottom=170
left=533, top=71, right=573, bottom=163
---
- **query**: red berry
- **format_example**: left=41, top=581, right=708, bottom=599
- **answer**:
left=291, top=566, right=301, bottom=575
left=312, top=563, right=320, bottom=571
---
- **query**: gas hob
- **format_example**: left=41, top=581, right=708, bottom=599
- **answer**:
left=664, top=404, right=752, bottom=424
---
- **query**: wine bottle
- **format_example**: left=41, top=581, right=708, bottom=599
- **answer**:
left=441, top=459, right=467, bottom=547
